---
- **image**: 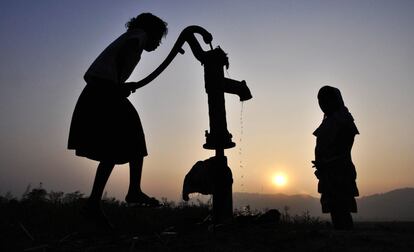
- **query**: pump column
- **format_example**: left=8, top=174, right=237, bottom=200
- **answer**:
left=212, top=149, right=233, bottom=224
left=202, top=48, right=234, bottom=224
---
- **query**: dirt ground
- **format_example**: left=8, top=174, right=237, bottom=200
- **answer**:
left=1, top=195, right=413, bottom=251
left=4, top=220, right=414, bottom=251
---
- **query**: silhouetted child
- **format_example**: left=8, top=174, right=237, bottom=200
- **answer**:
left=312, top=86, right=359, bottom=230
left=68, top=13, right=168, bottom=225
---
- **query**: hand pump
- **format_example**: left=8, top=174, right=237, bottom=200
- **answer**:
left=134, top=26, right=252, bottom=224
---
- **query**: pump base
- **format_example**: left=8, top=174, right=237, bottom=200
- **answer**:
left=203, top=130, right=236, bottom=150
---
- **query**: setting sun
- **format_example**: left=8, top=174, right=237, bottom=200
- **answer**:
left=272, top=174, right=287, bottom=187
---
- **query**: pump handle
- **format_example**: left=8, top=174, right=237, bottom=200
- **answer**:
left=130, top=26, right=212, bottom=90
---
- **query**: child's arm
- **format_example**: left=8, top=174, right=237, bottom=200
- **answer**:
left=127, top=26, right=213, bottom=93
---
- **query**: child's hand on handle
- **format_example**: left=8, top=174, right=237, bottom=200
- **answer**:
left=124, top=82, right=141, bottom=94
left=120, top=83, right=140, bottom=97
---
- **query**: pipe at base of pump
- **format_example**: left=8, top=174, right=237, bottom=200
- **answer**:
left=128, top=26, right=212, bottom=91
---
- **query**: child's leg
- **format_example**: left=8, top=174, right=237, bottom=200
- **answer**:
left=330, top=212, right=340, bottom=229
left=331, top=211, right=353, bottom=230
left=343, top=212, right=354, bottom=229
left=125, top=157, right=159, bottom=206
left=127, top=156, right=144, bottom=195
left=88, top=161, right=115, bottom=206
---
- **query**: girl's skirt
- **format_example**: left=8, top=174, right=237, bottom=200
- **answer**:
left=68, top=80, right=147, bottom=164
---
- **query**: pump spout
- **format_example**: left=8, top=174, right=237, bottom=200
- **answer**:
left=224, top=78, right=252, bottom=101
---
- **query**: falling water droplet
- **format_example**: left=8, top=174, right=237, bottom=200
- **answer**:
left=239, top=102, right=245, bottom=191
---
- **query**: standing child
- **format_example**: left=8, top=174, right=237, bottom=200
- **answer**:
left=312, top=86, right=359, bottom=230
left=68, top=13, right=168, bottom=223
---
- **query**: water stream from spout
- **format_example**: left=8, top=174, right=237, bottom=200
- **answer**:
left=225, top=69, right=246, bottom=192
left=239, top=101, right=245, bottom=191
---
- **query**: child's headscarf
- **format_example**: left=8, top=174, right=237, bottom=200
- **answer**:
left=314, top=86, right=359, bottom=137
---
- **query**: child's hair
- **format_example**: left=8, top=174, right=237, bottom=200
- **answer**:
left=126, top=13, right=168, bottom=38
left=318, top=85, right=345, bottom=113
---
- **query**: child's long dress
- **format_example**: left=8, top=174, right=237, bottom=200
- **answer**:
left=68, top=29, right=148, bottom=164
left=313, top=107, right=360, bottom=213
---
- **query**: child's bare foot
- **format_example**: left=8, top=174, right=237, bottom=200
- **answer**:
left=125, top=192, right=160, bottom=207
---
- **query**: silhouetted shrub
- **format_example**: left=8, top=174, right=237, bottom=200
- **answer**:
left=48, top=191, right=64, bottom=204
left=22, top=183, right=48, bottom=203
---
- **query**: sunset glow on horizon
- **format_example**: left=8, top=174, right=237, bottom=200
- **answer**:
left=272, top=174, right=288, bottom=187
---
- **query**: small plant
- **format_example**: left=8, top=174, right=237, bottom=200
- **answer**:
left=62, top=190, right=84, bottom=204
left=161, top=197, right=176, bottom=208
left=281, top=205, right=291, bottom=223
left=48, top=191, right=64, bottom=204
